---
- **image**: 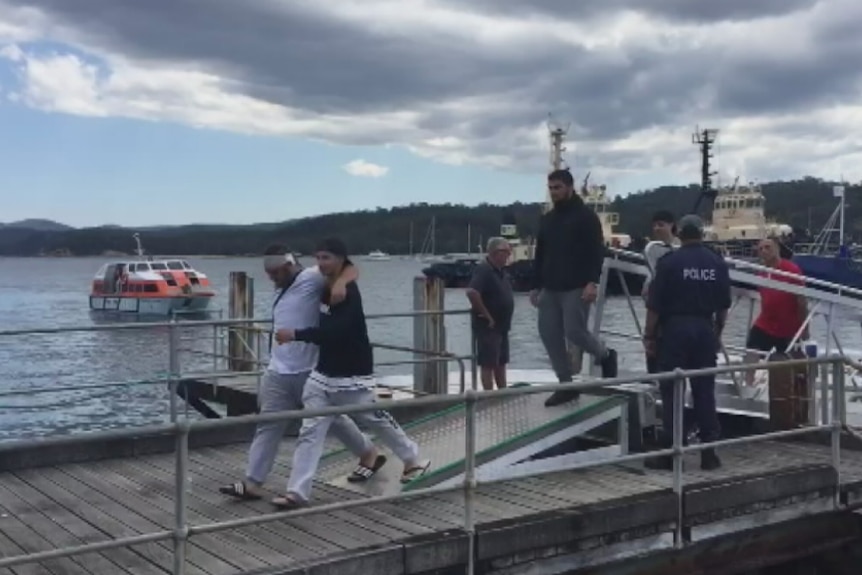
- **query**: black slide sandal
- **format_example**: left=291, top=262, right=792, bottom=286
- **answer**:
left=219, top=481, right=262, bottom=501
left=347, top=454, right=388, bottom=483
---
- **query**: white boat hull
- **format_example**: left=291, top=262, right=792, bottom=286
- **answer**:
left=89, top=295, right=212, bottom=315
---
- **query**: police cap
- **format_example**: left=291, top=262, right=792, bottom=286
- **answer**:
left=678, top=214, right=704, bottom=240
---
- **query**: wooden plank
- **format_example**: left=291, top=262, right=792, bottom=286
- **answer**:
left=179, top=448, right=399, bottom=548
left=22, top=466, right=234, bottom=575
left=112, top=455, right=337, bottom=561
left=0, top=528, right=46, bottom=575
left=73, top=459, right=295, bottom=568
left=0, top=496, right=93, bottom=575
left=0, top=474, right=164, bottom=575
left=194, top=444, right=465, bottom=536
left=13, top=468, right=201, bottom=575
left=59, top=462, right=273, bottom=572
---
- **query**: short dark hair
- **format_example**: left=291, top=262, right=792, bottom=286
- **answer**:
left=263, top=243, right=289, bottom=255
left=547, top=169, right=574, bottom=186
left=651, top=210, right=675, bottom=224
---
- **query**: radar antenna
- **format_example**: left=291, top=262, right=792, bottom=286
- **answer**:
left=691, top=126, right=719, bottom=214
left=545, top=115, right=572, bottom=212
left=547, top=114, right=571, bottom=172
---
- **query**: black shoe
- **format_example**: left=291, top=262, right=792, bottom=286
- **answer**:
left=700, top=449, right=721, bottom=471
left=644, top=454, right=673, bottom=471
left=600, top=348, right=618, bottom=378
left=544, top=389, right=581, bottom=407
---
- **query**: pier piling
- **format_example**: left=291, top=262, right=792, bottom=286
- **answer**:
left=227, top=271, right=256, bottom=373
left=413, top=276, right=448, bottom=395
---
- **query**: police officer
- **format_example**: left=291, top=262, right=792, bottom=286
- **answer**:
left=643, top=214, right=731, bottom=471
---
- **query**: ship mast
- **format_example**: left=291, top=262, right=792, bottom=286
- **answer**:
left=545, top=116, right=571, bottom=213
left=691, top=126, right=719, bottom=214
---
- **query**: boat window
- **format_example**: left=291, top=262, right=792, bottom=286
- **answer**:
left=138, top=263, right=151, bottom=271
left=143, top=283, right=159, bottom=293
left=182, top=261, right=192, bottom=269
left=151, top=262, right=168, bottom=270
left=167, top=261, right=184, bottom=270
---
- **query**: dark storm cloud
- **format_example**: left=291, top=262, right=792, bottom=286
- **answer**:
left=2, top=0, right=858, bottom=164
left=3, top=0, right=560, bottom=115
left=443, top=0, right=821, bottom=23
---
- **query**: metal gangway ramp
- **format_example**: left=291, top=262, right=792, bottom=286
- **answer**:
left=314, top=387, right=629, bottom=496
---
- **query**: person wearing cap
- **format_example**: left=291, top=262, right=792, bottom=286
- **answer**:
left=641, top=211, right=679, bottom=375
left=220, top=243, right=377, bottom=501
left=272, top=238, right=430, bottom=510
left=643, top=214, right=731, bottom=471
left=530, top=169, right=618, bottom=408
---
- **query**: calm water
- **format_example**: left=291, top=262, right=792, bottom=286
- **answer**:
left=1, top=256, right=860, bottom=441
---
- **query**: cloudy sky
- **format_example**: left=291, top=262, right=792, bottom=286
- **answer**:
left=1, top=0, right=860, bottom=227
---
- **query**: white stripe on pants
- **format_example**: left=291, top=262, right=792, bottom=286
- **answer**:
left=245, top=370, right=372, bottom=485
left=286, top=372, right=420, bottom=502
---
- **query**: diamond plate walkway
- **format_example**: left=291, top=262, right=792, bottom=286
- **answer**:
left=317, top=389, right=629, bottom=496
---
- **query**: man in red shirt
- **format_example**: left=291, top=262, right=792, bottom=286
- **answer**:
left=744, top=238, right=808, bottom=386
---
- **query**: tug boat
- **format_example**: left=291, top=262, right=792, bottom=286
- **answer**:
left=89, top=234, right=215, bottom=315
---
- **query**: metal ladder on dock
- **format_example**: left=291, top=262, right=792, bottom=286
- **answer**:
left=314, top=387, right=629, bottom=497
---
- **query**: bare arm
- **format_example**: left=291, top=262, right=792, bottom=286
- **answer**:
left=467, top=267, right=494, bottom=324
left=337, top=263, right=358, bottom=285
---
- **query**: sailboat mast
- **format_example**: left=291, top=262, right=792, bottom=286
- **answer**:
left=408, top=221, right=414, bottom=256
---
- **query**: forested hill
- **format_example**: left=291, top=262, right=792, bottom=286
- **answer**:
left=2, top=176, right=858, bottom=257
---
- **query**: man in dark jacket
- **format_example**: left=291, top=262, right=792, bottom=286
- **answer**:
left=530, top=169, right=618, bottom=407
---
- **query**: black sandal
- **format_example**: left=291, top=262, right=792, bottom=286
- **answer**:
left=219, top=481, right=262, bottom=501
left=272, top=494, right=306, bottom=511
left=347, top=455, right=388, bottom=483
left=401, top=460, right=431, bottom=484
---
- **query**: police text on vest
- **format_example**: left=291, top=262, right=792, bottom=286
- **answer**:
left=683, top=268, right=716, bottom=281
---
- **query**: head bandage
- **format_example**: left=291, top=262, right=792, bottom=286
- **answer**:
left=263, top=253, right=296, bottom=270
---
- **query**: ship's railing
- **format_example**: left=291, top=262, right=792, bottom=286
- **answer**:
left=0, top=309, right=477, bottom=414
left=597, top=247, right=862, bottom=411
left=0, top=354, right=852, bottom=574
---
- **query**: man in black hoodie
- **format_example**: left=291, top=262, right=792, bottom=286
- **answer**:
left=270, top=238, right=430, bottom=509
left=530, top=169, right=618, bottom=407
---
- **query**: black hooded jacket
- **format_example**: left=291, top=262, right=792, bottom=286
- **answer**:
left=532, top=194, right=605, bottom=291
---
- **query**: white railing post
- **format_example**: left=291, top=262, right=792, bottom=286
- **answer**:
left=672, top=369, right=686, bottom=549
left=168, top=317, right=180, bottom=422
left=831, top=358, right=844, bottom=509
left=463, top=389, right=478, bottom=575
left=173, top=421, right=190, bottom=574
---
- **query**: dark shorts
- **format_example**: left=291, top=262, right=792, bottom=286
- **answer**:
left=474, top=329, right=510, bottom=368
left=746, top=325, right=792, bottom=354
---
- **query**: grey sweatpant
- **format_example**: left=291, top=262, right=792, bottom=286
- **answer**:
left=245, top=370, right=371, bottom=485
left=287, top=372, right=420, bottom=502
left=537, top=288, right=606, bottom=382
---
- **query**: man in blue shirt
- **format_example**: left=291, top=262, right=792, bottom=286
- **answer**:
left=643, top=215, right=731, bottom=471
left=466, top=237, right=515, bottom=390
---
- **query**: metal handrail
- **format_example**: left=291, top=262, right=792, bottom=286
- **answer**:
left=0, top=354, right=850, bottom=573
left=608, top=245, right=862, bottom=300
left=0, top=308, right=472, bottom=338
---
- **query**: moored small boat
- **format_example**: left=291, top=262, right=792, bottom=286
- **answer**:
left=89, top=234, right=215, bottom=315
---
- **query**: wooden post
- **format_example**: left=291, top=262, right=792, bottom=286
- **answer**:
left=413, top=276, right=448, bottom=395
left=228, top=272, right=256, bottom=372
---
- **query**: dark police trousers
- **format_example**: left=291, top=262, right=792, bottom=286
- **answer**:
left=657, top=317, right=721, bottom=446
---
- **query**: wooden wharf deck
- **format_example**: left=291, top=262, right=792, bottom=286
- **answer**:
left=2, top=432, right=862, bottom=574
